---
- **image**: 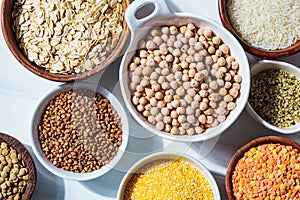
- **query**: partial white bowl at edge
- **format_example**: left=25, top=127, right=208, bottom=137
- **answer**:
left=246, top=60, right=300, bottom=134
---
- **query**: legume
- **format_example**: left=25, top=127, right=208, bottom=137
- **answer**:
left=39, top=89, right=122, bottom=173
left=232, top=143, right=300, bottom=199
left=0, top=142, right=28, bottom=200
left=249, top=69, right=300, bottom=128
left=124, top=160, right=214, bottom=200
left=129, top=23, right=242, bottom=135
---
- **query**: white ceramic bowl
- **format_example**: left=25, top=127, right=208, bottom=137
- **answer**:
left=30, top=83, right=129, bottom=181
left=119, top=0, right=250, bottom=142
left=246, top=60, right=300, bottom=134
left=117, top=152, right=220, bottom=200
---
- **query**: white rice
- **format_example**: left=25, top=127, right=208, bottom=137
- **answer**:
left=227, top=0, right=300, bottom=50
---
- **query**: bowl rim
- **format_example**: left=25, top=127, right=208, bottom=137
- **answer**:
left=246, top=59, right=300, bottom=134
left=119, top=11, right=250, bottom=142
left=0, top=0, right=130, bottom=82
left=30, top=82, right=129, bottom=181
left=0, top=132, right=37, bottom=199
left=218, top=0, right=300, bottom=58
left=117, top=151, right=221, bottom=200
left=225, top=136, right=300, bottom=199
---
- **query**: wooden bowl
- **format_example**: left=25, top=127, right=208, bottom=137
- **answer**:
left=0, top=132, right=36, bottom=199
left=225, top=136, right=300, bottom=199
left=1, top=0, right=130, bottom=82
left=218, top=0, right=300, bottom=58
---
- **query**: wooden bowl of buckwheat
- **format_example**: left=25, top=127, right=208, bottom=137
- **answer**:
left=1, top=0, right=130, bottom=82
left=0, top=132, right=36, bottom=200
left=30, top=82, right=129, bottom=180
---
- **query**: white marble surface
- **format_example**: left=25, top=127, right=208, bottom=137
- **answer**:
left=0, top=0, right=299, bottom=199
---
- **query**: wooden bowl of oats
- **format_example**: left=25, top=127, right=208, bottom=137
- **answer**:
left=1, top=0, right=130, bottom=82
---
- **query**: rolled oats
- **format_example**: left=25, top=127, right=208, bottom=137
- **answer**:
left=13, top=0, right=124, bottom=74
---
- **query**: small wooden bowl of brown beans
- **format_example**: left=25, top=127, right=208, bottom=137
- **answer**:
left=0, top=132, right=36, bottom=200
left=30, top=82, right=129, bottom=181
left=226, top=136, right=300, bottom=199
left=1, top=0, right=130, bottom=81
left=120, top=0, right=250, bottom=142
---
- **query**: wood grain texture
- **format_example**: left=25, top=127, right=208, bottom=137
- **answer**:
left=0, top=132, right=37, bottom=200
left=218, top=0, right=300, bottom=58
left=1, top=0, right=130, bottom=82
left=225, top=136, right=300, bottom=200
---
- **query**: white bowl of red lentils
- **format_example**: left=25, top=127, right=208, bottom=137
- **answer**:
left=226, top=136, right=300, bottom=199
left=117, top=152, right=221, bottom=200
left=247, top=60, right=300, bottom=134
left=119, top=0, right=250, bottom=142
left=30, top=82, right=129, bottom=181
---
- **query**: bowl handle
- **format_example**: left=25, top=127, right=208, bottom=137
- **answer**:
left=125, top=0, right=172, bottom=31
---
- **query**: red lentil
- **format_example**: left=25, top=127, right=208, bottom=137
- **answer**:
left=232, top=143, right=300, bottom=199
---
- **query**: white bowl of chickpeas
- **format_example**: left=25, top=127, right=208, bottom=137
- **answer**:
left=119, top=0, right=250, bottom=142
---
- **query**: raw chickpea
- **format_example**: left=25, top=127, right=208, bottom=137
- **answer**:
left=186, top=106, right=194, bottom=115
left=231, top=61, right=239, bottom=70
left=139, top=97, right=148, bottom=106
left=171, top=99, right=180, bottom=108
left=150, top=72, right=159, bottom=80
left=229, top=88, right=239, bottom=98
left=191, top=100, right=199, bottom=109
left=184, top=95, right=193, bottom=104
left=170, top=110, right=178, bottom=119
left=137, top=104, right=144, bottom=112
left=155, top=92, right=164, bottom=100
left=161, top=26, right=169, bottom=34
left=176, top=106, right=185, bottom=115
left=217, top=57, right=226, bottom=66
left=200, top=50, right=208, bottom=57
left=200, top=102, right=208, bottom=111
left=201, top=83, right=209, bottom=90
left=188, top=68, right=196, bottom=78
left=165, top=54, right=174, bottom=63
left=130, top=82, right=137, bottom=90
left=167, top=103, right=173, bottom=110
left=187, top=115, right=196, bottom=124
left=167, top=37, right=176, bottom=47
left=219, top=88, right=227, bottom=96
left=229, top=70, right=235, bottom=77
left=205, top=56, right=213, bottom=65
left=194, top=94, right=201, bottom=102
left=211, top=68, right=217, bottom=76
left=158, top=76, right=165, bottom=84
left=208, top=93, right=219, bottom=102
left=187, top=23, right=195, bottom=30
left=194, top=53, right=203, bottom=62
left=199, top=90, right=208, bottom=98
left=176, top=87, right=185, bottom=97
left=195, top=126, right=204, bottom=134
left=189, top=38, right=197, bottom=46
left=140, top=79, right=149, bottom=87
left=186, top=128, right=195, bottom=136
left=155, top=113, right=163, bottom=122
left=146, top=40, right=156, bottom=50
left=170, top=127, right=179, bottom=135
left=224, top=82, right=232, bottom=89
left=136, top=85, right=144, bottom=93
left=227, top=102, right=236, bottom=110
left=208, top=46, right=215, bottom=54
left=156, top=121, right=164, bottom=130
left=233, top=83, right=241, bottom=90
left=224, top=94, right=233, bottom=102
left=217, top=79, right=225, bottom=86
left=180, top=26, right=187, bottom=34
left=161, top=34, right=169, bottom=42
left=164, top=94, right=173, bottom=103
left=206, top=116, right=213, bottom=124
left=185, top=30, right=194, bottom=38
left=215, top=71, right=224, bottom=79
left=216, top=107, right=226, bottom=115
left=174, top=40, right=183, bottom=49
left=219, top=44, right=229, bottom=55
left=204, top=29, right=213, bottom=38
left=143, top=66, right=152, bottom=76
left=194, top=42, right=203, bottom=50
left=186, top=55, right=194, bottom=63
left=139, top=40, right=146, bottom=48
left=182, top=73, right=189, bottom=82
left=161, top=68, right=170, bottom=76
left=217, top=115, right=226, bottom=122
left=149, top=97, right=157, bottom=106
left=226, top=56, right=235, bottom=64
left=204, top=108, right=213, bottom=115
left=190, top=79, right=199, bottom=88
left=178, top=115, right=186, bottom=123
left=234, top=74, right=242, bottom=83
left=170, top=25, right=178, bottom=35
left=170, top=81, right=178, bottom=90
left=209, top=81, right=218, bottom=90
left=143, top=110, right=150, bottom=117
left=150, top=107, right=159, bottom=116
left=187, top=47, right=196, bottom=55
left=173, top=48, right=181, bottom=57
left=198, top=114, right=207, bottom=124
left=209, top=101, right=217, bottom=109
left=212, top=36, right=221, bottom=45
left=180, top=37, right=189, bottom=44
left=211, top=55, right=218, bottom=63
left=148, top=115, right=156, bottom=124
left=224, top=73, right=232, bottom=82
left=150, top=29, right=159, bottom=36
left=132, top=96, right=139, bottom=105
left=163, top=116, right=172, bottom=124
left=211, top=119, right=219, bottom=127
left=152, top=83, right=161, bottom=92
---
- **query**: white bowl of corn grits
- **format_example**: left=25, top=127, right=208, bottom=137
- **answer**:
left=117, top=152, right=220, bottom=200
left=246, top=60, right=300, bottom=134
left=119, top=0, right=250, bottom=142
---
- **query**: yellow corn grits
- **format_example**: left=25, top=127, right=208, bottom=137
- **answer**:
left=124, top=159, right=214, bottom=200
